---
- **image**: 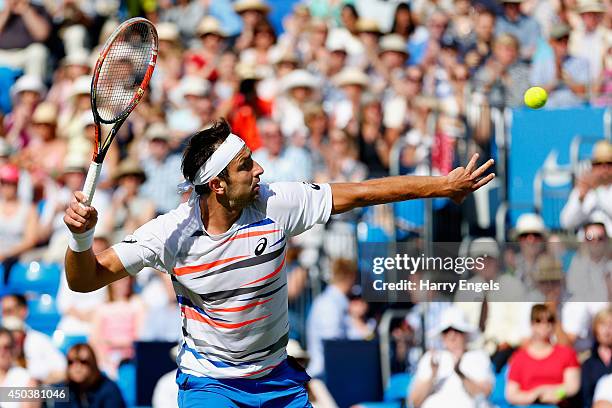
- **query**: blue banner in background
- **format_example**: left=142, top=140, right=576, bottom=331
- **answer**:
left=508, top=107, right=607, bottom=226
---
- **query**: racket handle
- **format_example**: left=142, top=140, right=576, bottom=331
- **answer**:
left=83, top=162, right=102, bottom=206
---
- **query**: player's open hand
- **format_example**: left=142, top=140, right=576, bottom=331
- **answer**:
left=446, top=154, right=495, bottom=204
left=63, top=191, right=98, bottom=234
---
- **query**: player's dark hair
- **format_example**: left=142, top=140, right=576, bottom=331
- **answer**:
left=182, top=119, right=232, bottom=196
left=4, top=294, right=27, bottom=309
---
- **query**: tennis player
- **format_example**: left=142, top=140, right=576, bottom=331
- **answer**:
left=64, top=120, right=495, bottom=407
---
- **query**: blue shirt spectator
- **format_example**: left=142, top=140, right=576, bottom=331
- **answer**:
left=530, top=24, right=590, bottom=108
left=495, top=0, right=541, bottom=61
left=306, top=259, right=356, bottom=378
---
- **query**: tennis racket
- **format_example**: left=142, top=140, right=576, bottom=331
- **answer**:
left=82, top=17, right=158, bottom=206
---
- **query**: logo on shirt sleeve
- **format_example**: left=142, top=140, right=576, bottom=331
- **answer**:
left=255, top=238, right=268, bottom=256
left=302, top=182, right=321, bottom=190
left=122, top=235, right=137, bottom=244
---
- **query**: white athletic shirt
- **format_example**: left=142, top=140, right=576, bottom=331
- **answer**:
left=112, top=182, right=332, bottom=379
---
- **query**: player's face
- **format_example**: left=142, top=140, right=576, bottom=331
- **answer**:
left=224, top=147, right=264, bottom=208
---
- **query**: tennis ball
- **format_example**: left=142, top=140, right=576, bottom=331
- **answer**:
left=524, top=86, right=548, bottom=109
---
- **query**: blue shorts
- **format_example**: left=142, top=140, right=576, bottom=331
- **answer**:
left=176, top=358, right=313, bottom=408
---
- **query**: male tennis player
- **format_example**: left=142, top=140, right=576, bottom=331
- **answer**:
left=64, top=120, right=494, bottom=407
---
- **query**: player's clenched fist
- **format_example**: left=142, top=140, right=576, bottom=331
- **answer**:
left=64, top=191, right=98, bottom=234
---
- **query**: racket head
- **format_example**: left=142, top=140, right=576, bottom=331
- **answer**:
left=91, top=17, right=158, bottom=126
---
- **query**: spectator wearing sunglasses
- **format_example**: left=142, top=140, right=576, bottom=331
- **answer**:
left=47, top=343, right=125, bottom=408
left=561, top=140, right=612, bottom=236
left=506, top=304, right=580, bottom=406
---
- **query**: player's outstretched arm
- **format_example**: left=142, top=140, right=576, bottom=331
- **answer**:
left=330, top=153, right=495, bottom=214
left=64, top=192, right=129, bottom=293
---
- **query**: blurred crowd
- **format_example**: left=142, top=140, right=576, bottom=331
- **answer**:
left=0, top=0, right=612, bottom=406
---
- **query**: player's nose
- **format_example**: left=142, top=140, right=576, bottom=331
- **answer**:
left=253, top=160, right=264, bottom=177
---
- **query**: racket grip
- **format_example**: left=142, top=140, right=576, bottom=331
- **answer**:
left=83, top=162, right=102, bottom=206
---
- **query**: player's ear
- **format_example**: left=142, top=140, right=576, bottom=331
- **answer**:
left=209, top=177, right=225, bottom=195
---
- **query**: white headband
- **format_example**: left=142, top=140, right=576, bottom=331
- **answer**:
left=177, top=133, right=245, bottom=203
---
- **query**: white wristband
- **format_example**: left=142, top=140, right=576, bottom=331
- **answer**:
left=68, top=229, right=95, bottom=253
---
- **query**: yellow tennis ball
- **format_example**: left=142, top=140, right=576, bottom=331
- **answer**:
left=524, top=86, right=548, bottom=109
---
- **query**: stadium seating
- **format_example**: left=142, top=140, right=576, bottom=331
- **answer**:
left=7, top=261, right=61, bottom=297
left=26, top=294, right=61, bottom=336
left=0, top=67, right=22, bottom=113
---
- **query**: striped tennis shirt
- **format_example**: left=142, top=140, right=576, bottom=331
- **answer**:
left=112, top=182, right=332, bottom=379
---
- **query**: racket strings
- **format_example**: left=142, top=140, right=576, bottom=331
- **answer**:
left=96, top=22, right=155, bottom=123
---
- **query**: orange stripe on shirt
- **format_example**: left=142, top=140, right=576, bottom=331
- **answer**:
left=224, top=229, right=280, bottom=243
left=174, top=255, right=249, bottom=276
left=208, top=298, right=273, bottom=313
left=240, top=362, right=282, bottom=377
left=182, top=306, right=271, bottom=329
left=240, top=255, right=286, bottom=287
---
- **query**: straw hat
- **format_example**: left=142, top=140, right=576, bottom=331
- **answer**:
left=379, top=34, right=408, bottom=55
left=234, top=0, right=270, bottom=14
left=282, top=69, right=318, bottom=92
left=113, top=158, right=146, bottom=183
left=145, top=123, right=171, bottom=141
left=197, top=16, right=227, bottom=37
left=592, top=140, right=612, bottom=164
left=533, top=255, right=564, bottom=282
left=356, top=18, right=382, bottom=34
left=577, top=0, right=605, bottom=13
left=236, top=63, right=264, bottom=80
left=61, top=153, right=89, bottom=175
left=32, top=102, right=58, bottom=125
left=550, top=24, right=571, bottom=40
left=157, top=22, right=180, bottom=42
left=334, top=67, right=369, bottom=88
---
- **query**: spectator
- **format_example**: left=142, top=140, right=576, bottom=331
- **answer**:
left=0, top=163, right=39, bottom=280
left=408, top=306, right=494, bottom=408
left=185, top=17, right=227, bottom=81
left=19, top=102, right=66, bottom=178
left=56, top=233, right=108, bottom=337
left=167, top=76, right=215, bottom=138
left=326, top=3, right=365, bottom=67
left=561, top=140, right=612, bottom=235
left=510, top=213, right=548, bottom=291
left=46, top=51, right=91, bottom=117
left=252, top=120, right=313, bottom=183
left=409, top=9, right=449, bottom=67
left=149, top=23, right=183, bottom=105
left=0, top=0, right=51, bottom=78
left=531, top=23, right=590, bottom=108
left=358, top=95, right=389, bottom=178
left=331, top=67, right=371, bottom=132
left=306, top=258, right=357, bottom=378
left=5, top=75, right=46, bottom=151
left=582, top=307, right=612, bottom=408
left=570, top=0, right=608, bottom=82
left=233, top=0, right=272, bottom=53
left=139, top=123, right=183, bottom=214
left=0, top=326, right=35, bottom=403
left=506, top=304, right=580, bottom=406
left=495, top=0, right=541, bottom=61
left=1, top=293, right=67, bottom=383
left=594, top=373, right=612, bottom=407
left=472, top=33, right=530, bottom=108
left=462, top=10, right=496, bottom=73
left=390, top=2, right=416, bottom=42
left=49, top=343, right=126, bottom=408
left=158, top=0, right=207, bottom=44
left=102, top=159, right=156, bottom=243
left=566, top=220, right=610, bottom=301
left=455, top=238, right=527, bottom=371
left=275, top=69, right=319, bottom=139
left=89, top=276, right=146, bottom=379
